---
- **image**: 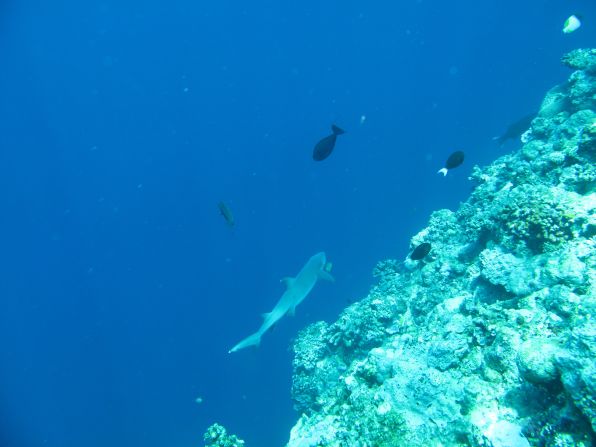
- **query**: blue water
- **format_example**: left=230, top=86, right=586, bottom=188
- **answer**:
left=0, top=1, right=594, bottom=446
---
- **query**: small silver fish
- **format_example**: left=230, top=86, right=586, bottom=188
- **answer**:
left=218, top=201, right=235, bottom=227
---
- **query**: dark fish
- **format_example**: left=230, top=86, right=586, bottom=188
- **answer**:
left=218, top=201, right=235, bottom=227
left=313, top=124, right=345, bottom=161
left=493, top=114, right=535, bottom=146
left=410, top=242, right=431, bottom=260
left=437, top=151, right=464, bottom=176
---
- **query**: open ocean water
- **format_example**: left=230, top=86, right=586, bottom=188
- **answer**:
left=0, top=1, right=594, bottom=446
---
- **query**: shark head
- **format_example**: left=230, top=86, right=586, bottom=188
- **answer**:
left=310, top=252, right=334, bottom=282
left=311, top=252, right=327, bottom=268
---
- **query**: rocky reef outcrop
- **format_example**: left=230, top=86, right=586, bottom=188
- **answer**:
left=204, top=423, right=245, bottom=447
left=287, top=49, right=596, bottom=447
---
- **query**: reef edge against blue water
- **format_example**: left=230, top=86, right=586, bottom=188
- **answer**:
left=206, top=48, right=596, bottom=447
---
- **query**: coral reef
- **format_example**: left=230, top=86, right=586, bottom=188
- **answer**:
left=562, top=49, right=596, bottom=74
left=204, top=423, right=245, bottom=447
left=287, top=49, right=596, bottom=447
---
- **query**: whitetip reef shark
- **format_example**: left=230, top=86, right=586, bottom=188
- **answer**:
left=229, top=252, right=334, bottom=353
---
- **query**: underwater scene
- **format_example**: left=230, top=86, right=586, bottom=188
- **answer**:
left=0, top=1, right=595, bottom=446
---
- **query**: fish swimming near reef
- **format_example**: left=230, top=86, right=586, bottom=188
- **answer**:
left=437, top=151, right=464, bottom=176
left=218, top=201, right=235, bottom=227
left=493, top=114, right=535, bottom=146
left=410, top=242, right=431, bottom=260
left=563, top=14, right=581, bottom=34
left=313, top=125, right=345, bottom=161
left=228, top=252, right=334, bottom=353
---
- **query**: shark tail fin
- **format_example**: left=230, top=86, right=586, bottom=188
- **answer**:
left=229, top=332, right=262, bottom=353
left=492, top=135, right=506, bottom=147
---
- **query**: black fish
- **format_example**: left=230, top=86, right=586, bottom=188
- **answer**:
left=410, top=242, right=431, bottom=260
left=313, top=124, right=345, bottom=161
left=493, top=114, right=535, bottom=146
left=218, top=201, right=235, bottom=227
left=437, top=151, right=464, bottom=176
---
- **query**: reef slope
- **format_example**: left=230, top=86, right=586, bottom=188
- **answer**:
left=287, top=49, right=596, bottom=447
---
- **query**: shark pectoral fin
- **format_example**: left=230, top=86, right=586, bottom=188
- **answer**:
left=287, top=306, right=296, bottom=317
left=280, top=277, right=296, bottom=289
left=261, top=312, right=271, bottom=319
left=318, top=270, right=335, bottom=282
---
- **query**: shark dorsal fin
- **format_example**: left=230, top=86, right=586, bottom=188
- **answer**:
left=280, top=277, right=296, bottom=289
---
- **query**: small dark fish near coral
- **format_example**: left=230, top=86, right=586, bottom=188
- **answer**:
left=437, top=151, right=464, bottom=176
left=493, top=114, right=535, bottom=147
left=313, top=124, right=345, bottom=161
left=410, top=242, right=431, bottom=260
left=218, top=201, right=235, bottom=227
